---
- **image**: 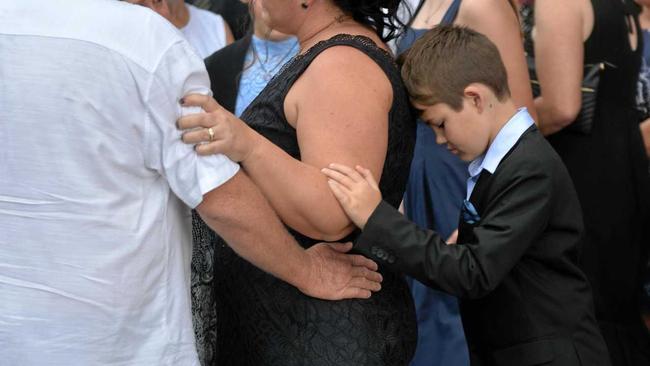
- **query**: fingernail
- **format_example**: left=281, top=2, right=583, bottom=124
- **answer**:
left=179, top=98, right=185, bottom=105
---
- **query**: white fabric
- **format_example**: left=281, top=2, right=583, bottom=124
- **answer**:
left=181, top=4, right=228, bottom=59
left=0, top=1, right=239, bottom=365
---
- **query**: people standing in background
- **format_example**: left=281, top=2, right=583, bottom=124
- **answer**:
left=521, top=0, right=650, bottom=364
left=126, top=0, right=234, bottom=58
left=190, top=1, right=298, bottom=363
left=394, top=1, right=534, bottom=365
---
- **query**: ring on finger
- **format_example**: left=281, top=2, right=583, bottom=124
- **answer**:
left=207, top=127, right=215, bottom=141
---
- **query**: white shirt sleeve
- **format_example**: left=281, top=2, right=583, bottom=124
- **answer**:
left=144, top=39, right=239, bottom=208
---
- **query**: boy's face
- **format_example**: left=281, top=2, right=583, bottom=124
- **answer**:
left=415, top=98, right=492, bottom=162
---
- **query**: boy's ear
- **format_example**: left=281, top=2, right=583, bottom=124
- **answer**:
left=463, top=84, right=485, bottom=113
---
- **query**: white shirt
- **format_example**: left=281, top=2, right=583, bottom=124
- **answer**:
left=466, top=108, right=535, bottom=198
left=0, top=1, right=239, bottom=365
left=181, top=4, right=228, bottom=59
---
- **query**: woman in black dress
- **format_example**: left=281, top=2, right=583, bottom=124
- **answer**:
left=180, top=0, right=417, bottom=365
left=522, top=0, right=650, bottom=364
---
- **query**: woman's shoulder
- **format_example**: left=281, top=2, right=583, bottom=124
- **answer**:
left=302, top=35, right=396, bottom=88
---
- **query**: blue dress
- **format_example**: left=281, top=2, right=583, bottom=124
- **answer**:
left=397, top=1, right=470, bottom=365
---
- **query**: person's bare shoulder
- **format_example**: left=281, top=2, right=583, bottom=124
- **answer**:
left=301, top=44, right=393, bottom=105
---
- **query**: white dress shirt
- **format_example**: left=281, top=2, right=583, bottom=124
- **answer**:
left=0, top=1, right=239, bottom=365
left=181, top=4, right=228, bottom=59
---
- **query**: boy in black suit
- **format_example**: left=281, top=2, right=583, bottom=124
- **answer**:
left=322, top=25, right=610, bottom=366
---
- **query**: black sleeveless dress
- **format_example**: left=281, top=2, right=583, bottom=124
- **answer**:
left=523, top=1, right=650, bottom=365
left=210, top=34, right=417, bottom=366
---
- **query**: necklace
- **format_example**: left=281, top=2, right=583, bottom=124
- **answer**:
left=299, top=14, right=349, bottom=50
left=252, top=37, right=299, bottom=81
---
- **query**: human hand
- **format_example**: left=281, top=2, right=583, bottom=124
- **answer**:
left=298, top=242, right=382, bottom=300
left=177, top=94, right=259, bottom=162
left=321, top=163, right=382, bottom=229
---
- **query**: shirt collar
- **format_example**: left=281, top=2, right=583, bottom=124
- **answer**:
left=467, top=108, right=535, bottom=178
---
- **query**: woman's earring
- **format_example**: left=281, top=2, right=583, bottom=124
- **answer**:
left=301, top=2, right=308, bottom=9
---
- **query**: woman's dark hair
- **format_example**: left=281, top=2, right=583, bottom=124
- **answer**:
left=333, top=0, right=406, bottom=42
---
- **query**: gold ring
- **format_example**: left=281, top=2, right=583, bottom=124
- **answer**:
left=207, top=127, right=215, bottom=141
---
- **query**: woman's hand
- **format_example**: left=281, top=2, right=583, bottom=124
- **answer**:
left=177, top=94, right=259, bottom=162
left=321, top=163, right=382, bottom=229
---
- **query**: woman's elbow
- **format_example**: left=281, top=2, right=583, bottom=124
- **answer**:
left=288, top=215, right=357, bottom=242
left=549, top=99, right=581, bottom=129
left=319, top=223, right=357, bottom=242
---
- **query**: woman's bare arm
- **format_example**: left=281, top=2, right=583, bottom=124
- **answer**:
left=240, top=46, right=392, bottom=241
left=533, top=0, right=593, bottom=135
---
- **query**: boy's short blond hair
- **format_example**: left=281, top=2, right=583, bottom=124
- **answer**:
left=401, top=25, right=511, bottom=110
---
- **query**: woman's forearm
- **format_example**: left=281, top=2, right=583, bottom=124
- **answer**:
left=242, top=131, right=356, bottom=241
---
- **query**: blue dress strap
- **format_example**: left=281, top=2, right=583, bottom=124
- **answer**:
left=441, top=0, right=462, bottom=25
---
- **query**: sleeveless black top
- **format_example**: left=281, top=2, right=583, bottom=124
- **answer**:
left=211, top=34, right=417, bottom=366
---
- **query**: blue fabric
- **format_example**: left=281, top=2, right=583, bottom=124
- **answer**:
left=466, top=108, right=534, bottom=198
left=234, top=35, right=298, bottom=117
left=398, top=1, right=470, bottom=365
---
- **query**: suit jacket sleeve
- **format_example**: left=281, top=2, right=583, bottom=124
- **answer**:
left=355, top=166, right=553, bottom=299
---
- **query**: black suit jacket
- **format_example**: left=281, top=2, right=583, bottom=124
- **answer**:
left=356, top=126, right=610, bottom=366
left=204, top=34, right=252, bottom=113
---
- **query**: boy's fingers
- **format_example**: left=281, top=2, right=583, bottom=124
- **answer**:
left=328, top=163, right=365, bottom=183
left=327, top=179, right=351, bottom=203
left=356, top=165, right=380, bottom=191
left=322, top=168, right=357, bottom=189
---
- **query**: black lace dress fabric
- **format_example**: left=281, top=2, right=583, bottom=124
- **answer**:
left=199, top=34, right=418, bottom=366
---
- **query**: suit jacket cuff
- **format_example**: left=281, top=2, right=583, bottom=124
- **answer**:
left=355, top=200, right=401, bottom=264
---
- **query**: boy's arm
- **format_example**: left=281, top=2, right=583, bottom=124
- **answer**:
left=355, top=169, right=553, bottom=299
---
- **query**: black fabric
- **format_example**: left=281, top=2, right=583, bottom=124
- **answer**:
left=208, top=0, right=250, bottom=40
left=209, top=34, right=418, bottom=365
left=204, top=35, right=252, bottom=112
left=523, top=1, right=650, bottom=364
left=356, top=126, right=611, bottom=366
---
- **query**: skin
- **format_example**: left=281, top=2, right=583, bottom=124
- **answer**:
left=411, top=0, right=537, bottom=122
left=242, top=0, right=293, bottom=41
left=126, top=0, right=234, bottom=44
left=532, top=0, right=595, bottom=135
left=323, top=85, right=518, bottom=230
left=179, top=0, right=393, bottom=241
left=118, top=0, right=384, bottom=300
left=196, top=170, right=382, bottom=300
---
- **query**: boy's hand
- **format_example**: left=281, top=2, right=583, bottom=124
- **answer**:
left=322, top=163, right=382, bottom=229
